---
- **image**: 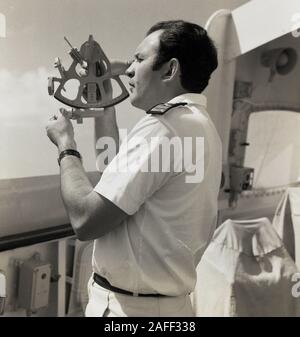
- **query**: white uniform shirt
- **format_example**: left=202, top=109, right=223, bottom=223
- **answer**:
left=93, top=93, right=222, bottom=296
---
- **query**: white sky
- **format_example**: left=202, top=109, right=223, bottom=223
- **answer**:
left=0, top=0, right=231, bottom=179
left=0, top=0, right=225, bottom=179
left=2, top=0, right=274, bottom=180
left=245, top=111, right=300, bottom=188
left=0, top=0, right=145, bottom=179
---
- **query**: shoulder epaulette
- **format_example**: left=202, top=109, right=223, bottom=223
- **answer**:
left=146, top=102, right=187, bottom=115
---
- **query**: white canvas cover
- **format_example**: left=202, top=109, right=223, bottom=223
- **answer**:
left=273, top=187, right=300, bottom=269
left=192, top=217, right=300, bottom=316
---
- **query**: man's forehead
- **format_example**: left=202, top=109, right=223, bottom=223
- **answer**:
left=135, top=29, right=163, bottom=56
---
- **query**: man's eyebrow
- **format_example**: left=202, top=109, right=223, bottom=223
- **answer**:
left=134, top=53, right=144, bottom=59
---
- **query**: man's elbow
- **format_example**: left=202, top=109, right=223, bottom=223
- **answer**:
left=71, top=216, right=108, bottom=241
left=73, top=227, right=94, bottom=242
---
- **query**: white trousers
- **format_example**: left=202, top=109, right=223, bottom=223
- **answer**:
left=85, top=277, right=194, bottom=317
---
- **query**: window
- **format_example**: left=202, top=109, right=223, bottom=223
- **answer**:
left=244, top=110, right=300, bottom=188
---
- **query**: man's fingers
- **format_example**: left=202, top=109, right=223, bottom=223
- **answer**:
left=60, top=108, right=67, bottom=117
left=77, top=59, right=129, bottom=77
left=59, top=108, right=71, bottom=119
left=78, top=67, right=88, bottom=77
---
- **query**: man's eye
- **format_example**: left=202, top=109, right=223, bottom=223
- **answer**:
left=127, top=59, right=134, bottom=66
left=136, top=57, right=143, bottom=62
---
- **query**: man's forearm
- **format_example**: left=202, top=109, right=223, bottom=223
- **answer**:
left=59, top=108, right=119, bottom=228
left=57, top=135, right=94, bottom=229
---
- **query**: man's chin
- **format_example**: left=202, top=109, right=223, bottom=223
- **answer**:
left=129, top=93, right=151, bottom=111
left=129, top=95, right=143, bottom=110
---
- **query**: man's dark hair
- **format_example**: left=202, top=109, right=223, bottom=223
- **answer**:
left=147, top=20, right=218, bottom=93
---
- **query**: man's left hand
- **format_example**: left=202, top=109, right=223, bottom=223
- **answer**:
left=46, top=111, right=76, bottom=150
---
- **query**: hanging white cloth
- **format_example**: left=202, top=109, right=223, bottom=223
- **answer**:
left=273, top=187, right=300, bottom=269
left=192, top=217, right=300, bottom=317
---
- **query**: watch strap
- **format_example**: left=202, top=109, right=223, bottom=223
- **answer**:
left=58, top=149, right=82, bottom=166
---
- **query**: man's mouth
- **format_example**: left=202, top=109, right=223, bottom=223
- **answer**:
left=129, top=82, right=135, bottom=92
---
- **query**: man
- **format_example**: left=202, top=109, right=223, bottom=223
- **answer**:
left=46, top=20, right=222, bottom=317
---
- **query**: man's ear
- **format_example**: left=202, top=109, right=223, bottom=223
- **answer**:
left=162, top=58, right=180, bottom=81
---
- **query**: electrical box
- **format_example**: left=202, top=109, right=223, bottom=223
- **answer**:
left=18, top=255, right=51, bottom=312
left=230, top=165, right=254, bottom=192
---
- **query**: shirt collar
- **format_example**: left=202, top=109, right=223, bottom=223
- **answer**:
left=168, top=93, right=207, bottom=108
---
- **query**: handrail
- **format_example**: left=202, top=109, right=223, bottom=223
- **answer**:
left=0, top=224, right=75, bottom=252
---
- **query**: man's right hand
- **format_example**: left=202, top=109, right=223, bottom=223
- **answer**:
left=78, top=60, right=129, bottom=77
left=80, top=60, right=129, bottom=101
left=110, top=60, right=130, bottom=76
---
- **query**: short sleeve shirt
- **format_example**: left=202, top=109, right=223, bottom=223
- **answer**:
left=93, top=93, right=222, bottom=296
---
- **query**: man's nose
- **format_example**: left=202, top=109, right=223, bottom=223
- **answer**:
left=125, top=63, right=134, bottom=78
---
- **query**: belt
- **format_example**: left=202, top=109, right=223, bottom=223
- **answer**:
left=93, top=273, right=166, bottom=297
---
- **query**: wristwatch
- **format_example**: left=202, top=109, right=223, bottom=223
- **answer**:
left=58, top=149, right=82, bottom=166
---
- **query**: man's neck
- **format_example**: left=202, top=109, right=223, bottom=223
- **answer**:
left=159, top=89, right=189, bottom=105
left=140, top=88, right=189, bottom=112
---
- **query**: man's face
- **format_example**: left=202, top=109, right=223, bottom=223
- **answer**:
left=126, top=30, right=164, bottom=111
